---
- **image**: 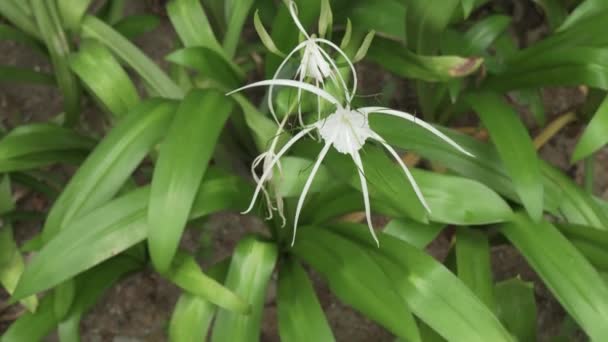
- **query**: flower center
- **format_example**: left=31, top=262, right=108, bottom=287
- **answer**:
left=301, top=40, right=331, bottom=81
left=317, top=108, right=373, bottom=155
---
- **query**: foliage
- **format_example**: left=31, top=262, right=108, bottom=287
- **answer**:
left=1, top=0, right=607, bottom=340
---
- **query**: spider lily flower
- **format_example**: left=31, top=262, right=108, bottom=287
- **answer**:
left=267, top=1, right=357, bottom=127
left=227, top=80, right=474, bottom=246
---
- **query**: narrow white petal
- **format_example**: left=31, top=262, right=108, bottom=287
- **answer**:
left=227, top=79, right=340, bottom=107
left=313, top=38, right=358, bottom=102
left=351, top=149, right=379, bottom=247
left=288, top=1, right=311, bottom=39
left=242, top=126, right=315, bottom=214
left=316, top=45, right=350, bottom=101
left=265, top=40, right=309, bottom=124
left=372, top=133, right=432, bottom=213
left=363, top=107, right=474, bottom=157
left=292, top=140, right=333, bottom=246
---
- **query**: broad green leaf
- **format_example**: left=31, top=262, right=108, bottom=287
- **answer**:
left=0, top=177, right=37, bottom=311
left=148, top=90, right=231, bottom=272
left=167, top=0, right=224, bottom=55
left=70, top=39, right=139, bottom=118
left=0, top=0, right=40, bottom=39
left=31, top=0, right=80, bottom=126
left=326, top=224, right=514, bottom=342
left=411, top=169, right=513, bottom=225
left=211, top=237, right=278, bottom=342
left=56, top=0, right=92, bottom=30
left=223, top=0, right=254, bottom=58
left=113, top=14, right=160, bottom=39
left=169, top=259, right=230, bottom=342
left=13, top=168, right=250, bottom=300
left=572, top=94, right=608, bottom=162
left=166, top=252, right=248, bottom=313
left=463, top=15, right=511, bottom=54
left=0, top=65, right=54, bottom=84
left=0, top=151, right=87, bottom=173
left=467, top=92, right=543, bottom=221
left=1, top=295, right=58, bottom=341
left=559, top=0, right=607, bottom=31
left=294, top=228, right=422, bottom=342
left=166, top=47, right=244, bottom=89
left=42, top=99, right=176, bottom=243
left=500, top=213, right=608, bottom=339
left=405, top=0, right=460, bottom=54
left=456, top=227, right=495, bottom=309
left=274, top=156, right=332, bottom=197
left=494, top=278, right=537, bottom=341
left=367, top=38, right=483, bottom=82
left=346, top=0, right=404, bottom=40
left=231, top=93, right=282, bottom=151
left=278, top=258, right=335, bottom=342
left=557, top=224, right=608, bottom=272
left=383, top=219, right=443, bottom=249
left=81, top=15, right=184, bottom=99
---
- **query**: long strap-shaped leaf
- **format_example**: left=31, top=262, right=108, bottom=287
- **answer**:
left=501, top=213, right=608, bottom=339
left=12, top=168, right=251, bottom=300
left=278, top=258, right=335, bottom=342
left=466, top=91, right=543, bottom=222
left=321, top=224, right=515, bottom=342
left=211, top=237, right=278, bottom=342
left=148, top=89, right=232, bottom=272
left=41, top=99, right=177, bottom=243
left=0, top=65, right=54, bottom=84
left=69, top=39, right=139, bottom=118
left=30, top=0, right=81, bottom=126
left=80, top=15, right=184, bottom=99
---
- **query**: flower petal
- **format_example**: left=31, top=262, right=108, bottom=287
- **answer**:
left=242, top=126, right=316, bottom=214
left=314, top=38, right=358, bottom=102
left=227, top=79, right=341, bottom=107
left=292, top=140, right=333, bottom=245
left=351, top=149, right=380, bottom=246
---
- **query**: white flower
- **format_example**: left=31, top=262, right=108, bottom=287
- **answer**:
left=228, top=80, right=474, bottom=246
left=268, top=1, right=357, bottom=127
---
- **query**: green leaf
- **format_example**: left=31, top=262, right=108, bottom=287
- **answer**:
left=559, top=0, right=608, bottom=31
left=467, top=91, right=543, bottom=221
left=0, top=123, right=94, bottom=173
left=148, top=90, right=231, bottom=272
left=223, top=0, right=254, bottom=58
left=278, top=258, right=335, bottom=342
left=113, top=14, right=160, bottom=39
left=326, top=224, right=514, bottom=342
left=168, top=259, right=230, bottom=342
left=42, top=99, right=176, bottom=243
left=494, top=278, right=537, bottom=342
left=70, top=39, right=139, bottom=118
left=166, top=252, right=249, bottom=313
left=456, top=227, right=495, bottom=309
left=0, top=177, right=37, bottom=312
left=405, top=0, right=460, bottom=54
left=13, top=168, right=249, bottom=300
left=533, top=0, right=567, bottom=30
left=317, top=0, right=333, bottom=38
left=383, top=219, right=443, bottom=249
left=80, top=15, right=184, bottom=99
left=367, top=37, right=483, bottom=82
left=211, top=237, right=278, bottom=342
left=167, top=0, right=224, bottom=55
left=56, top=0, right=92, bottom=30
left=166, top=47, right=244, bottom=89
left=0, top=0, right=40, bottom=39
left=274, top=156, right=332, bottom=198
left=1, top=295, right=58, bottom=341
left=411, top=169, right=513, bottom=225
left=31, top=0, right=81, bottom=126
left=557, top=223, right=608, bottom=272
left=0, top=65, right=54, bottom=84
left=253, top=10, right=284, bottom=57
left=572, top=94, right=608, bottom=162
left=294, top=228, right=422, bottom=342
left=500, top=213, right=608, bottom=339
